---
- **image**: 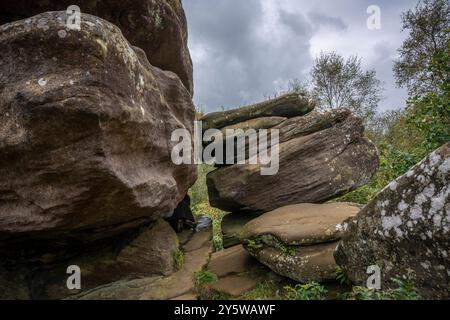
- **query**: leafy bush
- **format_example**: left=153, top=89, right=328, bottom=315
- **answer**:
left=189, top=164, right=215, bottom=208
left=246, top=239, right=264, bottom=250
left=340, top=278, right=420, bottom=300
left=276, top=243, right=297, bottom=257
left=283, top=282, right=328, bottom=300
left=336, top=267, right=352, bottom=286
left=212, top=234, right=223, bottom=252
left=241, top=281, right=280, bottom=300
left=406, top=36, right=450, bottom=152
left=172, top=249, right=185, bottom=271
left=192, top=202, right=227, bottom=251
left=194, top=270, right=218, bottom=288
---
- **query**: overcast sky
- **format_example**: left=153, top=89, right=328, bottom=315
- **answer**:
left=184, top=0, right=418, bottom=113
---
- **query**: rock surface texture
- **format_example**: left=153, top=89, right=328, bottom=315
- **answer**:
left=0, top=0, right=193, bottom=94
left=0, top=4, right=196, bottom=300
left=241, top=203, right=360, bottom=283
left=0, top=12, right=196, bottom=247
left=335, top=143, right=450, bottom=299
left=207, top=108, right=379, bottom=212
left=221, top=212, right=262, bottom=248
left=73, top=230, right=213, bottom=300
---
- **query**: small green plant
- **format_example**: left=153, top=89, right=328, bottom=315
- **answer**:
left=343, top=286, right=376, bottom=300
left=246, top=239, right=264, bottom=250
left=194, top=270, right=218, bottom=289
left=277, top=243, right=297, bottom=257
left=189, top=164, right=215, bottom=208
left=341, top=278, right=420, bottom=300
left=172, top=249, right=185, bottom=271
left=212, top=234, right=223, bottom=252
left=209, top=291, right=233, bottom=301
left=382, top=278, right=420, bottom=300
left=336, top=266, right=352, bottom=286
left=191, top=201, right=227, bottom=249
left=283, top=282, right=328, bottom=300
left=241, top=281, right=280, bottom=300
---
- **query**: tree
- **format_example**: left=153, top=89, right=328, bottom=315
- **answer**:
left=393, top=0, right=450, bottom=96
left=405, top=32, right=450, bottom=152
left=309, top=52, right=383, bottom=122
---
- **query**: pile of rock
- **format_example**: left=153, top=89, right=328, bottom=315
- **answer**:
left=201, top=94, right=379, bottom=284
left=0, top=0, right=197, bottom=299
left=204, top=98, right=379, bottom=213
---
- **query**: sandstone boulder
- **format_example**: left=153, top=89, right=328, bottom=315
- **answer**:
left=0, top=219, right=181, bottom=299
left=32, top=220, right=180, bottom=299
left=207, top=109, right=379, bottom=212
left=0, top=12, right=196, bottom=248
left=204, top=245, right=276, bottom=298
left=241, top=203, right=360, bottom=245
left=0, top=0, right=193, bottom=94
left=335, top=143, right=450, bottom=299
left=201, top=92, right=315, bottom=131
left=72, top=229, right=213, bottom=300
left=208, top=245, right=259, bottom=278
left=241, top=203, right=360, bottom=283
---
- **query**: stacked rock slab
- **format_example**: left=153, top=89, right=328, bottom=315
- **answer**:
left=335, top=143, right=450, bottom=299
left=205, top=103, right=379, bottom=212
left=0, top=0, right=194, bottom=94
left=0, top=6, right=196, bottom=298
left=241, top=203, right=360, bottom=283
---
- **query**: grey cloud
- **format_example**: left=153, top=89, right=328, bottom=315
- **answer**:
left=185, top=0, right=315, bottom=111
left=307, top=11, right=348, bottom=31
left=184, top=0, right=412, bottom=113
left=279, top=9, right=314, bottom=36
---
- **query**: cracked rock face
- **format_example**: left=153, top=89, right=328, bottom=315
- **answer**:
left=207, top=109, right=379, bottom=213
left=0, top=0, right=194, bottom=95
left=335, top=143, right=450, bottom=299
left=241, top=203, right=360, bottom=283
left=0, top=12, right=196, bottom=248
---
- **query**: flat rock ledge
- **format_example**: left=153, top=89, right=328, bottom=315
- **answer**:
left=241, top=203, right=360, bottom=283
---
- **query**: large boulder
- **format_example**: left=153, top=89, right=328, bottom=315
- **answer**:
left=335, top=143, right=450, bottom=299
left=27, top=220, right=180, bottom=299
left=0, top=12, right=196, bottom=248
left=0, top=0, right=193, bottom=94
left=241, top=203, right=360, bottom=283
left=207, top=109, right=379, bottom=212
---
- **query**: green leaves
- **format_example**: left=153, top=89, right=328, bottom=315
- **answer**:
left=341, top=279, right=420, bottom=300
left=406, top=33, right=450, bottom=153
left=283, top=282, right=328, bottom=300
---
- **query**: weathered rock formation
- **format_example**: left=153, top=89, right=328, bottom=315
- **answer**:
left=0, top=0, right=193, bottom=94
left=2, top=220, right=180, bottom=299
left=71, top=230, right=213, bottom=300
left=335, top=143, right=450, bottom=299
left=0, top=6, right=196, bottom=299
left=207, top=108, right=379, bottom=212
left=221, top=212, right=262, bottom=248
left=202, top=93, right=316, bottom=130
left=0, top=12, right=196, bottom=248
left=241, top=203, right=360, bottom=283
